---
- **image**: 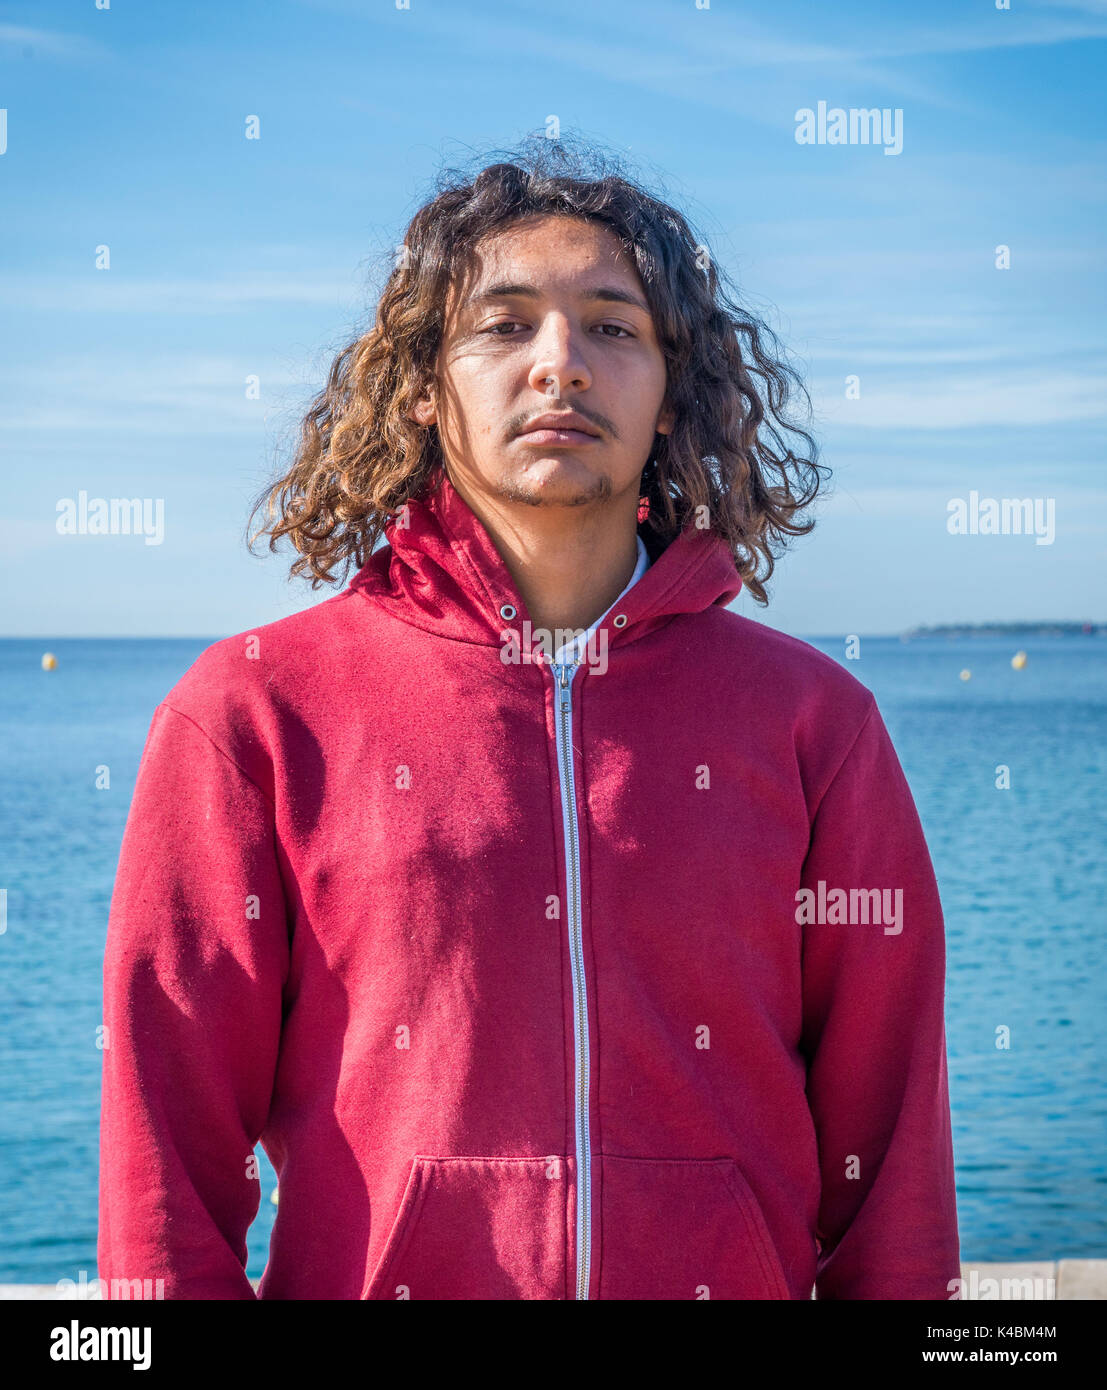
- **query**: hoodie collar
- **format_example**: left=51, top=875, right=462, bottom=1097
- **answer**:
left=350, top=468, right=743, bottom=652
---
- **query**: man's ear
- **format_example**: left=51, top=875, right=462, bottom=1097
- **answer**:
left=409, top=385, right=437, bottom=428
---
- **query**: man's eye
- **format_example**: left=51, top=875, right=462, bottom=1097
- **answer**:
left=482, top=321, right=634, bottom=338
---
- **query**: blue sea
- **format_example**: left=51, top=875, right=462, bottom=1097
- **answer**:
left=0, top=633, right=1104, bottom=1285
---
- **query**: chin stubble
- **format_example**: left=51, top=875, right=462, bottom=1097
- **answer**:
left=496, top=470, right=613, bottom=508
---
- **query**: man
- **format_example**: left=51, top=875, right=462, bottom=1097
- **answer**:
left=98, top=142, right=960, bottom=1300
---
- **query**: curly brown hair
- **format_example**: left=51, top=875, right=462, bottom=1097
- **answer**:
left=247, top=133, right=827, bottom=604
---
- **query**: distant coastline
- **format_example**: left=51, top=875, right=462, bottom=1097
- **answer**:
left=902, top=621, right=1105, bottom=639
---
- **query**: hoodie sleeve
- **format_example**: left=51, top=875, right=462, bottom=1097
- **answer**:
left=799, top=698, right=960, bottom=1300
left=98, top=701, right=289, bottom=1300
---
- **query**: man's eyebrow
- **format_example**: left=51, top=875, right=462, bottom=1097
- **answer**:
left=464, top=282, right=651, bottom=314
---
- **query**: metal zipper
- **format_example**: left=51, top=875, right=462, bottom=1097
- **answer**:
left=552, top=655, right=592, bottom=1300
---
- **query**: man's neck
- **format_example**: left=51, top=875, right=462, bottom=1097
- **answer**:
left=446, top=473, right=641, bottom=641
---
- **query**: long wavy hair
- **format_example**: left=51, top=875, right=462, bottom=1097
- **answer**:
left=248, top=133, right=827, bottom=604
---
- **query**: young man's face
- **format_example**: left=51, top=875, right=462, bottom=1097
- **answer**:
left=415, top=214, right=674, bottom=513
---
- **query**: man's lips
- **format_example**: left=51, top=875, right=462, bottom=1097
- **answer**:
left=515, top=427, right=600, bottom=445
left=515, top=413, right=602, bottom=445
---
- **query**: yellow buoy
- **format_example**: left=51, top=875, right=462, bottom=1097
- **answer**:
left=1011, top=650, right=1028, bottom=670
left=959, top=668, right=971, bottom=682
left=41, top=652, right=57, bottom=671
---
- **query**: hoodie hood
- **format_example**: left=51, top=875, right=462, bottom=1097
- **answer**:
left=350, top=467, right=743, bottom=648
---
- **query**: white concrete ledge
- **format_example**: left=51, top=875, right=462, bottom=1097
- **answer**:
left=1, top=1261, right=1105, bottom=1299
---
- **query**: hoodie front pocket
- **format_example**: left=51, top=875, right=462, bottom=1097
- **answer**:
left=598, top=1155, right=790, bottom=1300
left=361, top=1155, right=570, bottom=1300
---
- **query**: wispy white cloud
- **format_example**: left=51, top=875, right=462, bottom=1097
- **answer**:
left=755, top=248, right=1106, bottom=292
left=812, top=368, right=1107, bottom=429
left=297, top=0, right=974, bottom=117
left=0, top=24, right=111, bottom=62
left=844, top=16, right=1107, bottom=57
left=0, top=357, right=319, bottom=435
left=300, top=0, right=1107, bottom=114
left=0, top=272, right=363, bottom=314
left=815, top=484, right=1106, bottom=531
left=1024, top=0, right=1107, bottom=16
left=809, top=344, right=1073, bottom=367
left=305, top=0, right=1107, bottom=57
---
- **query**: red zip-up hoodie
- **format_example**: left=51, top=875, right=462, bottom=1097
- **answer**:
left=97, top=467, right=961, bottom=1300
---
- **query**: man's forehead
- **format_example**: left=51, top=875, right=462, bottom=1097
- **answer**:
left=450, top=258, right=647, bottom=318
left=445, top=219, right=645, bottom=311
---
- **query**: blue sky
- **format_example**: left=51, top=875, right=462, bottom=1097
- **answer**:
left=1, top=0, right=1104, bottom=636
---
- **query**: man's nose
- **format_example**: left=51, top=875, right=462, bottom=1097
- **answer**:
left=527, top=317, right=592, bottom=397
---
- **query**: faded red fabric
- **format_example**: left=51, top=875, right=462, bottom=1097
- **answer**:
left=98, top=467, right=960, bottom=1300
